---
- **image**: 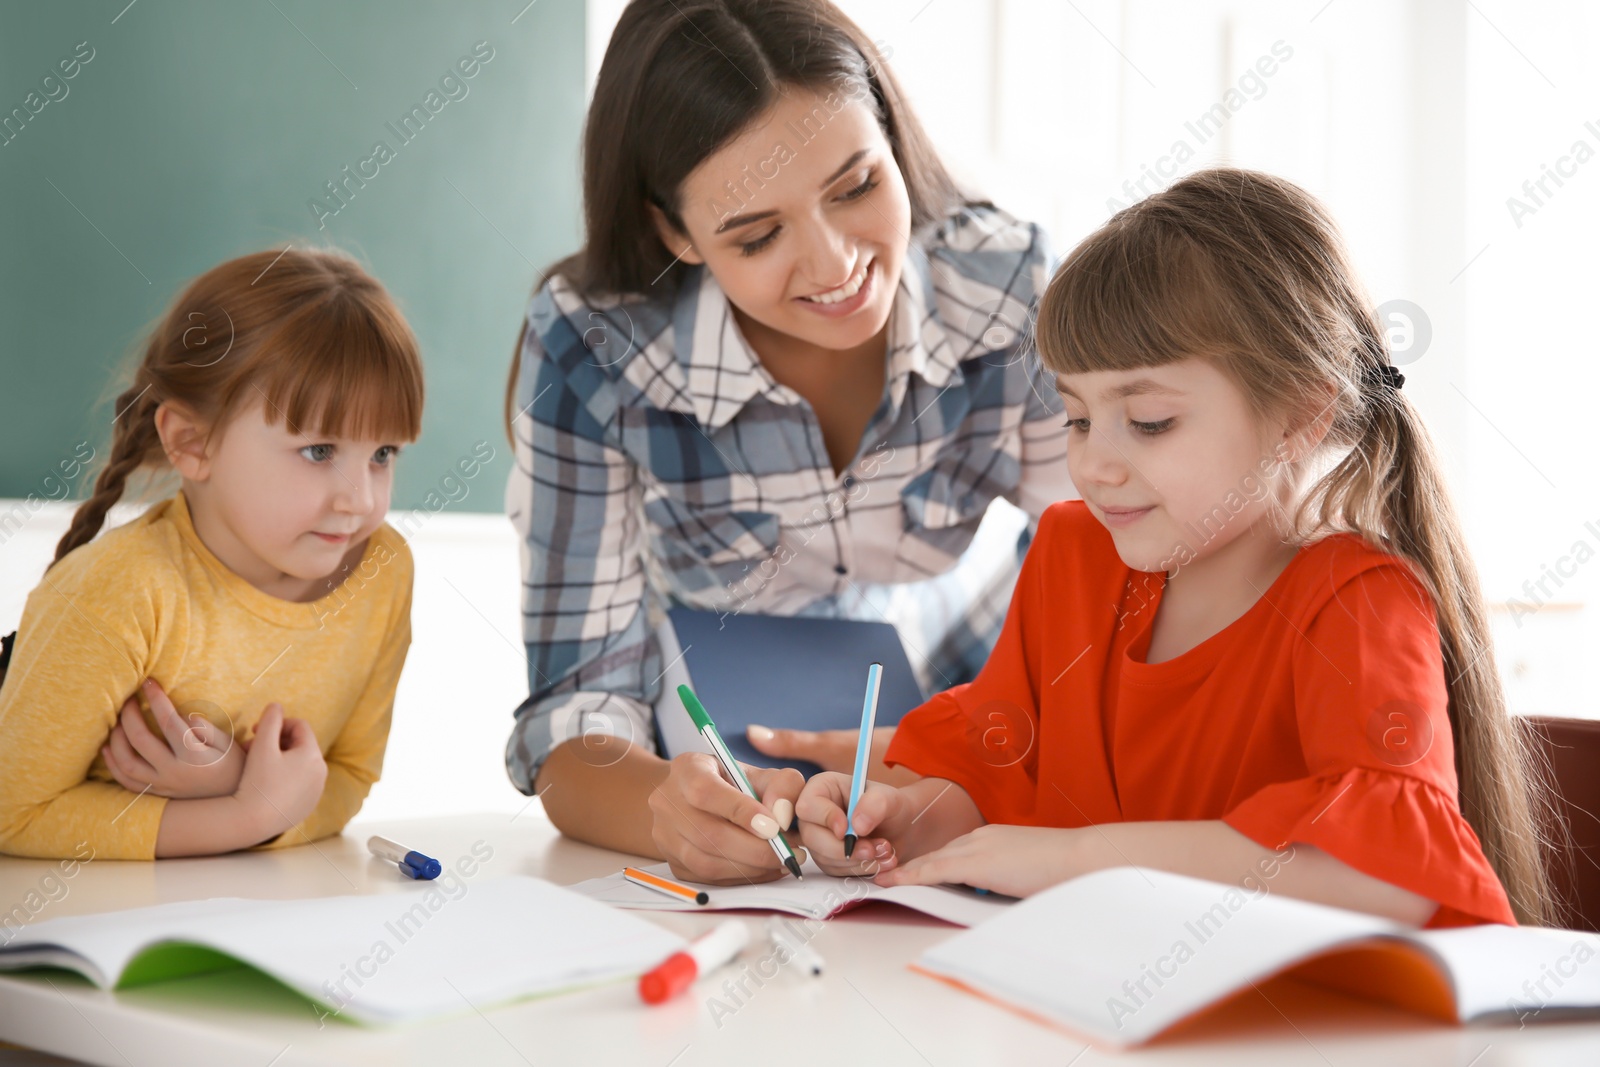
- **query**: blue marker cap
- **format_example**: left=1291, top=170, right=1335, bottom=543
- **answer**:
left=402, top=851, right=442, bottom=880
left=368, top=835, right=442, bottom=880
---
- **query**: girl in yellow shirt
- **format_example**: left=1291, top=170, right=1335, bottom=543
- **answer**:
left=0, top=247, right=423, bottom=860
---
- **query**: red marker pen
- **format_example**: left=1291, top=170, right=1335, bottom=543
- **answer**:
left=639, top=919, right=749, bottom=1004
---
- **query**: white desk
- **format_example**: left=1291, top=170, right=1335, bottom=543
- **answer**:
left=2, top=813, right=1598, bottom=1066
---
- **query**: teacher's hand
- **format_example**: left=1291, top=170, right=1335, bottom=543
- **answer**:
left=647, top=753, right=806, bottom=885
left=745, top=725, right=919, bottom=785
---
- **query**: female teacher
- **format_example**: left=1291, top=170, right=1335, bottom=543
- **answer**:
left=503, top=0, right=1073, bottom=883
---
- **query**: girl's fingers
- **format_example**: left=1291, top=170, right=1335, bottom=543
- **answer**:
left=793, top=771, right=852, bottom=829
left=253, top=703, right=284, bottom=751
left=142, top=680, right=189, bottom=752
left=796, top=817, right=866, bottom=865
left=119, top=700, right=171, bottom=767
left=794, top=796, right=848, bottom=839
left=876, top=852, right=938, bottom=887
left=839, top=788, right=895, bottom=840
left=802, top=782, right=889, bottom=841
left=279, top=716, right=320, bottom=750
left=105, top=726, right=156, bottom=783
left=186, top=714, right=231, bottom=754
left=878, top=840, right=972, bottom=888
left=102, top=744, right=147, bottom=792
left=848, top=848, right=899, bottom=880
left=806, top=831, right=893, bottom=877
left=108, top=721, right=158, bottom=778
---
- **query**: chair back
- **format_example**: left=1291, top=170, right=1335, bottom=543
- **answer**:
left=1521, top=716, right=1600, bottom=931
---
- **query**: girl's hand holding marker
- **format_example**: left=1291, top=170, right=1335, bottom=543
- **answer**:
left=796, top=662, right=918, bottom=880
left=842, top=662, right=882, bottom=859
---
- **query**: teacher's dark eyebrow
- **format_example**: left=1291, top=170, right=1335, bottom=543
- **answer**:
left=713, top=149, right=873, bottom=235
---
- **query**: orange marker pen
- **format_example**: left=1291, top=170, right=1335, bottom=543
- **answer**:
left=624, top=866, right=710, bottom=906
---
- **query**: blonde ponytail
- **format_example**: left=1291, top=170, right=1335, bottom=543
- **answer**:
left=1303, top=341, right=1557, bottom=924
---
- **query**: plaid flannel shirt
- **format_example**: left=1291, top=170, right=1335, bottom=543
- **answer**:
left=504, top=204, right=1076, bottom=792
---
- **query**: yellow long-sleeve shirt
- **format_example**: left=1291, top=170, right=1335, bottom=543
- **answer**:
left=0, top=490, right=412, bottom=859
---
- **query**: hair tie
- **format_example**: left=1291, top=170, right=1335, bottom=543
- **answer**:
left=1363, top=363, right=1405, bottom=393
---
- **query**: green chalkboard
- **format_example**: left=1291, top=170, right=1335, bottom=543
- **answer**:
left=0, top=0, right=585, bottom=514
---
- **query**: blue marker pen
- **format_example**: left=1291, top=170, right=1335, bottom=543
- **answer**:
left=843, top=662, right=883, bottom=858
left=367, top=835, right=441, bottom=880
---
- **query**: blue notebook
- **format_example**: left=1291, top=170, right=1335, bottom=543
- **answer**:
left=652, top=607, right=928, bottom=777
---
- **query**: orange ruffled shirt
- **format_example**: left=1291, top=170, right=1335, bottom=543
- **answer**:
left=885, top=500, right=1515, bottom=927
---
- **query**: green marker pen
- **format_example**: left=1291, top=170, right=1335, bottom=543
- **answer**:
left=678, top=684, right=804, bottom=880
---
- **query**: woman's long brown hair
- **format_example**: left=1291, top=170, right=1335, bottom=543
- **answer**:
left=49, top=246, right=424, bottom=570
left=1035, top=167, right=1557, bottom=925
left=503, top=0, right=974, bottom=443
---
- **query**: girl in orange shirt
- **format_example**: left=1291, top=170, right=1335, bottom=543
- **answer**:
left=795, top=168, right=1552, bottom=927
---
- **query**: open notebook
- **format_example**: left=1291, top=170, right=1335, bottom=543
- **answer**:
left=570, top=861, right=1011, bottom=927
left=914, top=867, right=1600, bottom=1048
left=0, top=876, right=683, bottom=1025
